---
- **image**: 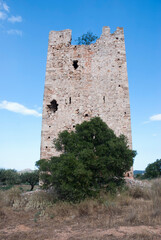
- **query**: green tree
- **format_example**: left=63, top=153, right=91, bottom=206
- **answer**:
left=0, top=169, right=6, bottom=185
left=144, top=159, right=161, bottom=179
left=76, top=32, right=98, bottom=45
left=36, top=117, right=136, bottom=202
left=0, top=169, right=20, bottom=185
left=20, top=171, right=39, bottom=191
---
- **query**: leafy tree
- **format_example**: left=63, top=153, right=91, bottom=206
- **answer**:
left=144, top=159, right=161, bottom=179
left=36, top=117, right=136, bottom=202
left=0, top=169, right=6, bottom=185
left=0, top=169, right=20, bottom=185
left=76, top=32, right=98, bottom=45
left=20, top=171, right=39, bottom=191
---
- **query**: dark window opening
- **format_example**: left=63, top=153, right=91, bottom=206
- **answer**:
left=119, top=66, right=121, bottom=68
left=48, top=136, right=50, bottom=139
left=46, top=146, right=48, bottom=149
left=103, top=96, right=105, bottom=103
left=76, top=109, right=79, bottom=114
left=49, top=126, right=51, bottom=128
left=116, top=37, right=118, bottom=40
left=85, top=114, right=88, bottom=117
left=73, top=60, right=78, bottom=69
left=69, top=97, right=71, bottom=104
left=117, top=58, right=120, bottom=61
left=47, top=99, right=58, bottom=113
left=124, top=112, right=126, bottom=115
left=118, top=85, right=121, bottom=87
left=73, top=125, right=75, bottom=128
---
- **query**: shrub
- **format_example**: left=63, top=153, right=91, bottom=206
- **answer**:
left=36, top=117, right=136, bottom=202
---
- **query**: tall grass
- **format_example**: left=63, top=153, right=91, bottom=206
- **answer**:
left=0, top=178, right=160, bottom=227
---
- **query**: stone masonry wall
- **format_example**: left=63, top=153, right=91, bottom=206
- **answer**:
left=40, top=26, right=133, bottom=176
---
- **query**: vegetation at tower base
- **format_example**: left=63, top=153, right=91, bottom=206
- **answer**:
left=76, top=32, right=98, bottom=45
left=36, top=117, right=136, bottom=202
left=144, top=159, right=161, bottom=179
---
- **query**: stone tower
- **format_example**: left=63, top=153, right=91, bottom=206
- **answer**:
left=40, top=26, right=133, bottom=177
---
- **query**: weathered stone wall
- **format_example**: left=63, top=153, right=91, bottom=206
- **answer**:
left=40, top=26, right=133, bottom=176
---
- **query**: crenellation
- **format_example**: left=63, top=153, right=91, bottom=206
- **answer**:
left=40, top=26, right=133, bottom=177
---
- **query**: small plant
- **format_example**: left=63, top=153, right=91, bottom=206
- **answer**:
left=3, top=187, right=21, bottom=206
left=128, top=186, right=150, bottom=200
left=76, top=32, right=98, bottom=45
left=34, top=211, right=41, bottom=222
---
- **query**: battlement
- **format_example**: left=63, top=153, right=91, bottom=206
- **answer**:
left=48, top=26, right=124, bottom=47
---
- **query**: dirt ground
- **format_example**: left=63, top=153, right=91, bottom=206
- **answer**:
left=0, top=207, right=161, bottom=240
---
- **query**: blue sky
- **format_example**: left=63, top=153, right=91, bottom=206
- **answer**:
left=0, top=0, right=161, bottom=171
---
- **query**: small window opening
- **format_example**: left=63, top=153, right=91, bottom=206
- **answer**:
left=124, top=112, right=126, bottom=115
left=85, top=114, right=88, bottom=117
left=103, top=96, right=105, bottom=103
left=73, top=60, right=78, bottom=69
left=69, top=97, right=71, bottom=104
left=46, top=146, right=48, bottom=149
left=118, top=85, right=121, bottom=87
left=49, top=126, right=51, bottom=128
left=73, top=125, right=75, bottom=128
left=119, top=66, right=121, bottom=68
left=48, top=136, right=50, bottom=139
left=76, top=109, right=79, bottom=114
left=117, top=58, right=120, bottom=61
left=116, top=37, right=118, bottom=40
left=47, top=99, right=58, bottom=113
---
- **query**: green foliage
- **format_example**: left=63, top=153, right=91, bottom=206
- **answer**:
left=76, top=32, right=98, bottom=45
left=0, top=168, right=20, bottom=185
left=36, top=117, right=136, bottom=202
left=20, top=171, right=39, bottom=191
left=135, top=173, right=145, bottom=180
left=144, top=159, right=161, bottom=179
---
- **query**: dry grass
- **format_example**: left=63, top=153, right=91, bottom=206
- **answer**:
left=0, top=178, right=160, bottom=239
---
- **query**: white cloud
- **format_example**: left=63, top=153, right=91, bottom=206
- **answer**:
left=8, top=15, right=22, bottom=23
left=0, top=1, right=9, bottom=12
left=0, top=11, right=7, bottom=19
left=150, top=114, right=161, bottom=121
left=0, top=100, right=42, bottom=117
left=3, top=3, right=9, bottom=12
left=7, top=29, right=22, bottom=36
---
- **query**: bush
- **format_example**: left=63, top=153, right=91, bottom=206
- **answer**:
left=36, top=117, right=136, bottom=202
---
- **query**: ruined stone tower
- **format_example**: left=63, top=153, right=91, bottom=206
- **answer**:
left=40, top=26, right=133, bottom=177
